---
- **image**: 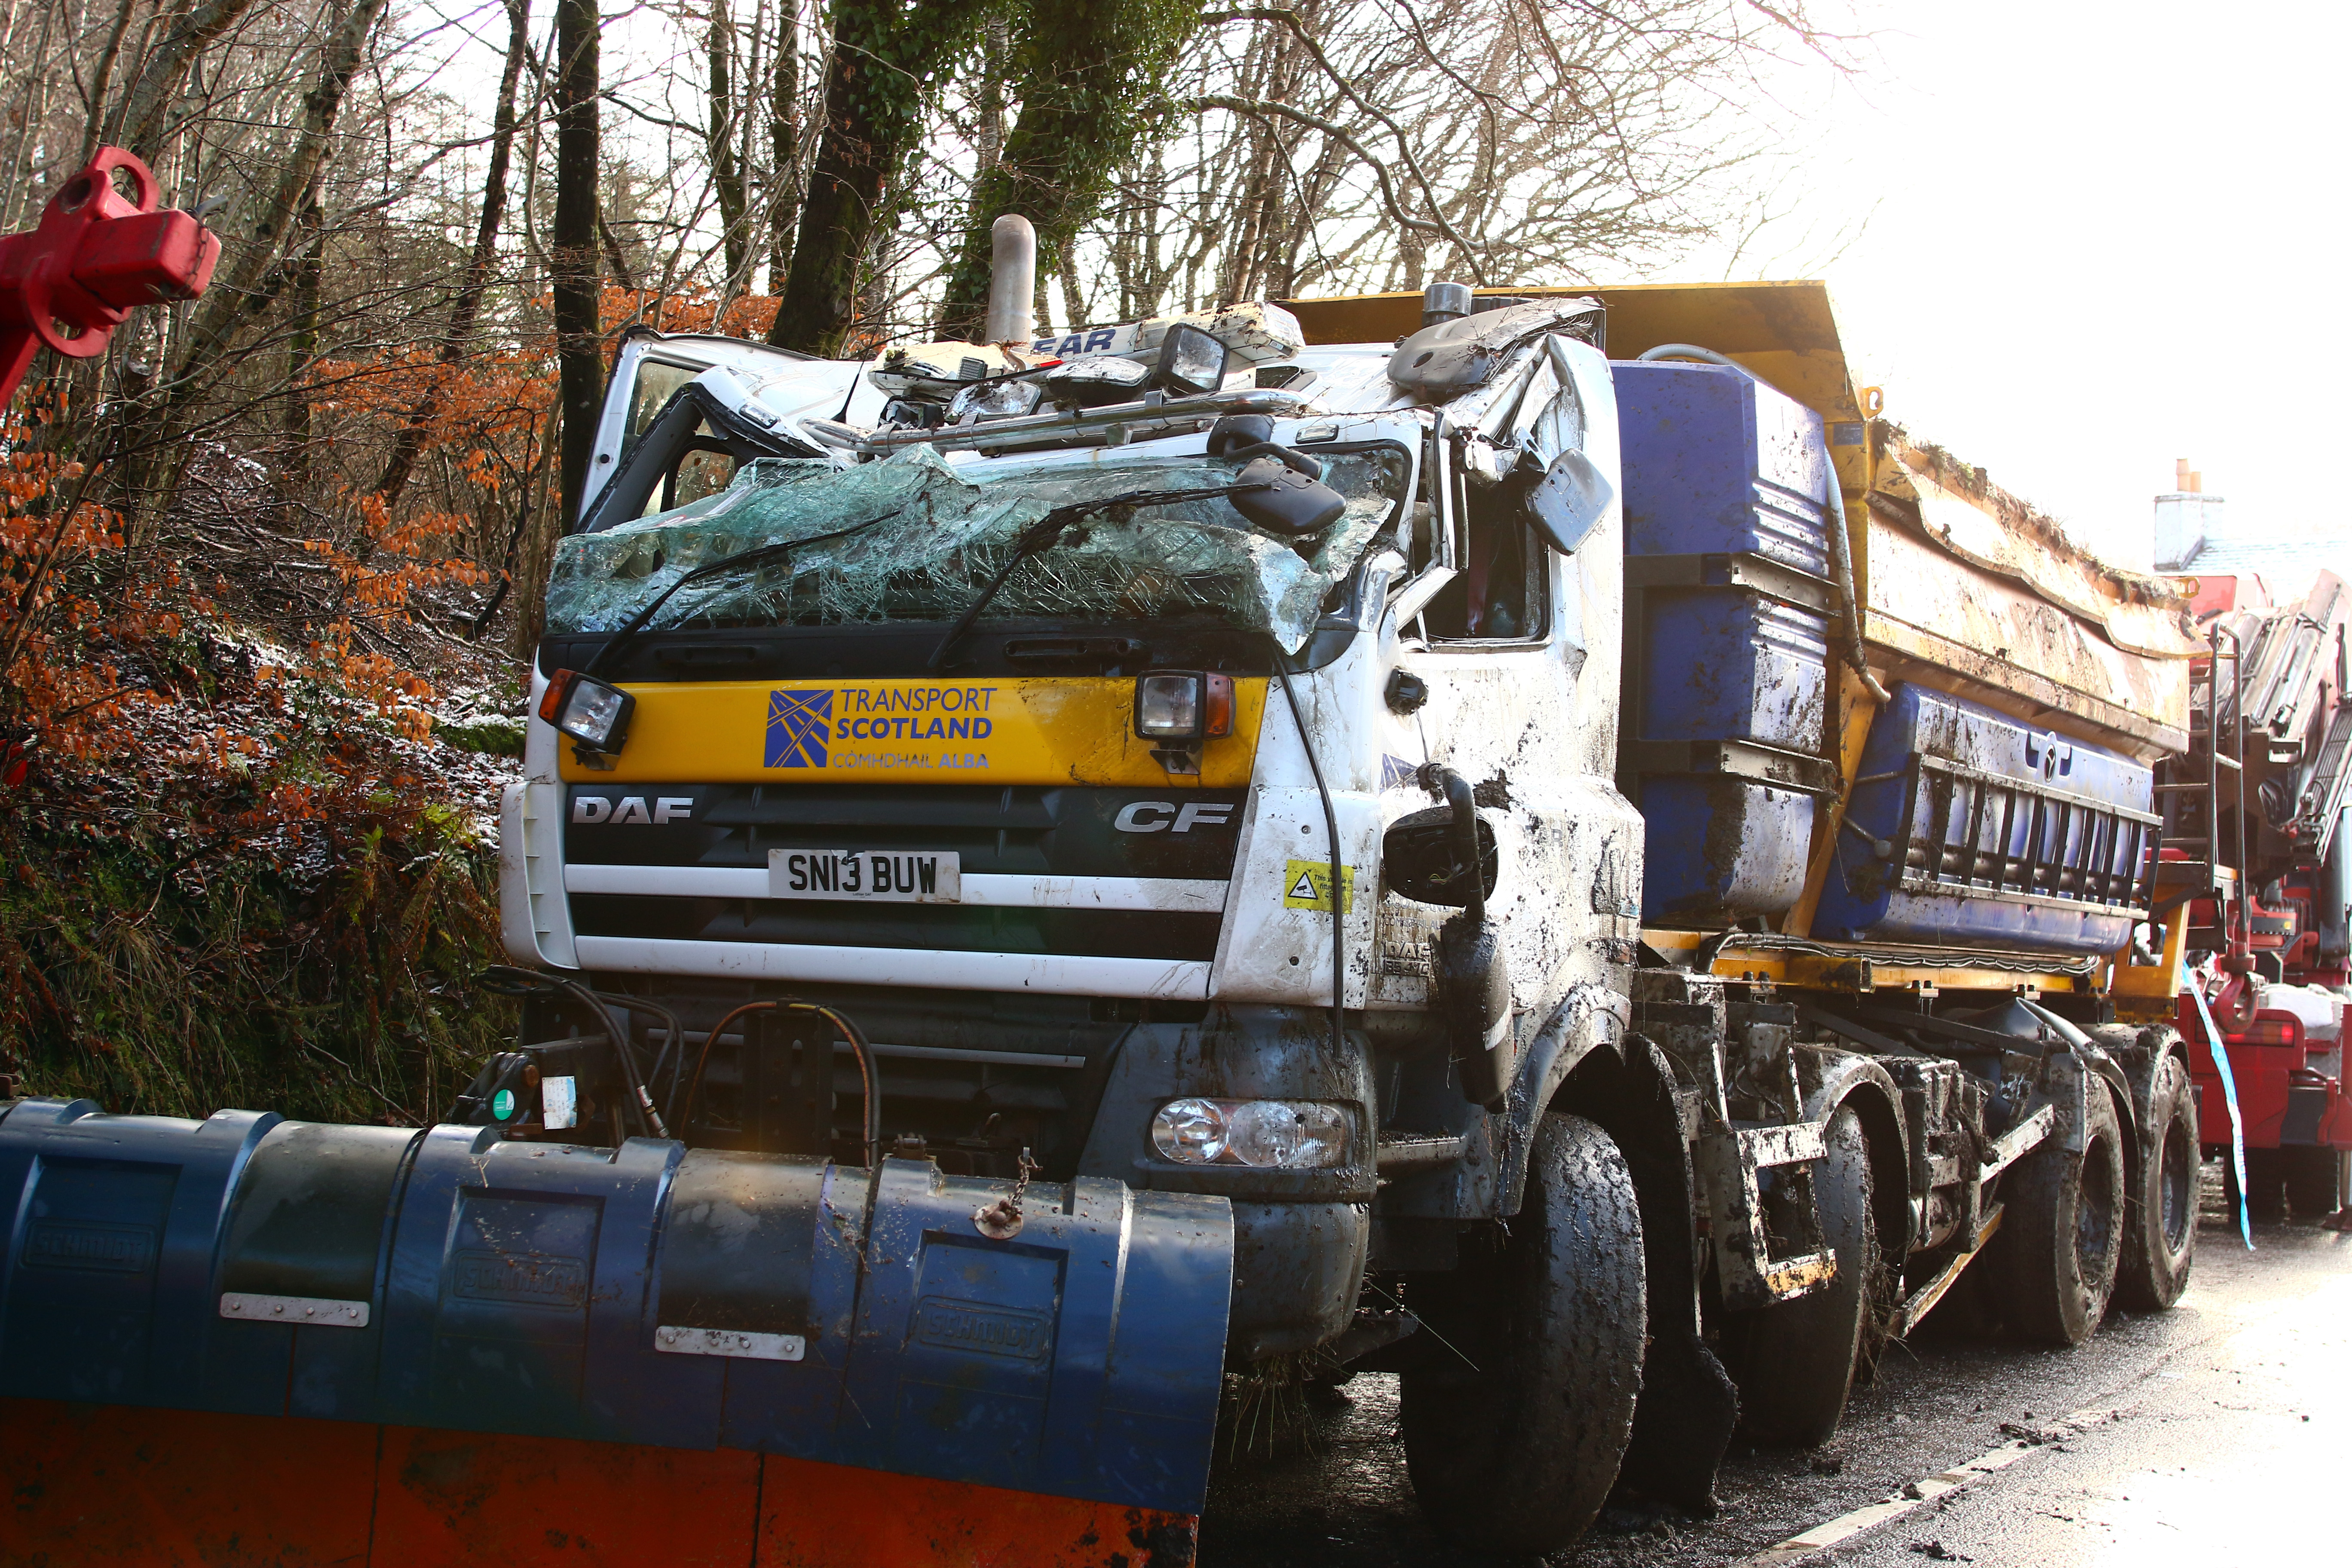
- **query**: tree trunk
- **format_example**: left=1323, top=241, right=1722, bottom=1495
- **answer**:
left=371, top=0, right=530, bottom=511
left=78, top=0, right=140, bottom=163
left=934, top=0, right=1202, bottom=341
left=764, top=0, right=802, bottom=294
left=975, top=12, right=1008, bottom=169
left=707, top=0, right=749, bottom=286
left=553, top=0, right=603, bottom=529
left=108, top=0, right=266, bottom=162
left=280, top=177, right=326, bottom=499
left=765, top=0, right=986, bottom=355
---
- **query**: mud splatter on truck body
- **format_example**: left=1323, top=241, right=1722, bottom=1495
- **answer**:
left=3, top=268, right=2252, bottom=1563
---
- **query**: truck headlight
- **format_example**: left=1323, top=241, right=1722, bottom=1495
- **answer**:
left=540, top=669, right=635, bottom=753
left=1151, top=1098, right=1350, bottom=1169
left=1134, top=671, right=1234, bottom=741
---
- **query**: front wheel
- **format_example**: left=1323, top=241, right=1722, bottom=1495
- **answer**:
left=1401, top=1112, right=1647, bottom=1555
left=1994, top=1078, right=2125, bottom=1344
left=2115, top=1052, right=2198, bottom=1311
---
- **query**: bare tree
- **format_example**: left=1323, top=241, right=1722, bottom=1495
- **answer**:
left=553, top=0, right=602, bottom=524
left=372, top=0, right=533, bottom=511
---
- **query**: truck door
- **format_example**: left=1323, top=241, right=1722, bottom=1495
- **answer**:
left=1375, top=337, right=1641, bottom=1022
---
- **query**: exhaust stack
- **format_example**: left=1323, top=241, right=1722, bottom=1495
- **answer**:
left=984, top=213, right=1037, bottom=346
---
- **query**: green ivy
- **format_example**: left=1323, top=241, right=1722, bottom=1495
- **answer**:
left=939, top=0, right=1206, bottom=334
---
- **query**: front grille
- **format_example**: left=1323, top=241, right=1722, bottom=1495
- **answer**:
left=564, top=783, right=1243, bottom=965
left=570, top=895, right=1222, bottom=960
left=566, top=783, right=1244, bottom=877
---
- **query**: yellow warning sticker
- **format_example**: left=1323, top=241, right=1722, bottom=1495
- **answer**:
left=1282, top=859, right=1357, bottom=913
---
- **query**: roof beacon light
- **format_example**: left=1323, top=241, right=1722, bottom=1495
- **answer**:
left=1421, top=280, right=1472, bottom=326
left=1155, top=322, right=1231, bottom=396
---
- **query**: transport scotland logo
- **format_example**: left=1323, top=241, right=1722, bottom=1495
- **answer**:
left=766, top=688, right=833, bottom=767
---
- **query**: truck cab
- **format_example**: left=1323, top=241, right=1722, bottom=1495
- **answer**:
left=502, top=297, right=1633, bottom=1370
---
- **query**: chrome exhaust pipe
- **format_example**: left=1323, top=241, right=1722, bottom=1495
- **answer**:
left=984, top=213, right=1037, bottom=346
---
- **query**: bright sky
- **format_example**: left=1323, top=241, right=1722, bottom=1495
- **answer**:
left=1755, top=0, right=2349, bottom=569
left=416, top=0, right=2332, bottom=576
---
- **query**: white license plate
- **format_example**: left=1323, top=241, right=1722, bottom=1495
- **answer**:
left=767, top=848, right=961, bottom=903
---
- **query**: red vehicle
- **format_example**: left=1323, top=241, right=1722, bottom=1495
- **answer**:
left=2176, top=973, right=2352, bottom=1217
left=2162, top=570, right=2352, bottom=1218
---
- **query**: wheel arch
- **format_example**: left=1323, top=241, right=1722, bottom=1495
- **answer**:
left=2090, top=1022, right=2180, bottom=1217
left=1799, top=1051, right=1916, bottom=1263
left=1499, top=983, right=1631, bottom=1217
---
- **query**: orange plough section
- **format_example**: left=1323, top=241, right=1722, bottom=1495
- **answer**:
left=0, top=1399, right=1199, bottom=1567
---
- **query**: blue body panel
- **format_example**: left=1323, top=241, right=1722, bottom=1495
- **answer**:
left=0, top=1101, right=1234, bottom=1516
left=1614, top=359, right=1833, bottom=578
left=1812, top=685, right=2159, bottom=954
left=1615, top=359, right=1834, bottom=922
left=1639, top=587, right=1831, bottom=751
left=1640, top=777, right=1813, bottom=923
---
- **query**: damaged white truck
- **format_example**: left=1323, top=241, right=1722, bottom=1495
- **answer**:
left=0, top=239, right=2211, bottom=1562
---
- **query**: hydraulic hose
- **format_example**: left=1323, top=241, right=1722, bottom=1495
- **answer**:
left=680, top=998, right=882, bottom=1167
left=796, top=1001, right=882, bottom=1169
left=550, top=977, right=665, bottom=1139
left=1636, top=343, right=1890, bottom=705
left=593, top=990, right=684, bottom=1112
left=682, top=1000, right=776, bottom=1136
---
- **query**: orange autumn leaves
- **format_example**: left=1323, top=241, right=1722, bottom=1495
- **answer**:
left=1, top=282, right=782, bottom=783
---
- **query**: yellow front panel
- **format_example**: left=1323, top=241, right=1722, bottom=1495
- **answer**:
left=561, top=676, right=1268, bottom=787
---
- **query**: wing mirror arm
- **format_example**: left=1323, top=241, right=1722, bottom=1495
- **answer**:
left=1425, top=764, right=1516, bottom=1111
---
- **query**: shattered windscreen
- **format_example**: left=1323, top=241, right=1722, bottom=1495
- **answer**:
left=544, top=442, right=1411, bottom=653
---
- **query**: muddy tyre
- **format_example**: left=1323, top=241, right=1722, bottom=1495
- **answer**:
left=1400, top=1112, right=1646, bottom=1555
left=2284, top=1147, right=2343, bottom=1216
left=1995, top=1079, right=2125, bottom=1344
left=2115, top=1053, right=2199, bottom=1311
left=1719, top=1104, right=1882, bottom=1445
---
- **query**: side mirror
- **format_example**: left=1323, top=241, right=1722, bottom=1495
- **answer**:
left=1231, top=450, right=1348, bottom=536
left=1526, top=448, right=1614, bottom=556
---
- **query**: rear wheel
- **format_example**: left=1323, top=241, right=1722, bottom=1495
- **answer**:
left=1718, top=1104, right=1883, bottom=1445
left=1401, top=1112, right=1646, bottom=1555
left=2284, top=1147, right=2345, bottom=1216
left=2115, top=1054, right=2198, bottom=1311
left=1994, top=1080, right=2124, bottom=1344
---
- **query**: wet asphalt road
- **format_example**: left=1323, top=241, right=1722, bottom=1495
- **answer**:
left=1197, top=1172, right=2350, bottom=1567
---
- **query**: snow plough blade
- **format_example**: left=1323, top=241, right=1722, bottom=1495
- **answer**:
left=0, top=1099, right=1234, bottom=1565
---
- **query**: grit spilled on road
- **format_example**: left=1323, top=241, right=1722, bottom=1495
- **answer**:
left=1199, top=1170, right=2350, bottom=1566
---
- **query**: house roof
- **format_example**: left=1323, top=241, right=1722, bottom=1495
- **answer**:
left=2177, top=521, right=2352, bottom=604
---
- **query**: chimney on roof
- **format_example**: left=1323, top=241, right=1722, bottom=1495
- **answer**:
left=2154, top=457, right=2221, bottom=570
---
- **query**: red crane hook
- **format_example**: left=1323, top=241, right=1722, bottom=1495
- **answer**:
left=0, top=146, right=221, bottom=409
